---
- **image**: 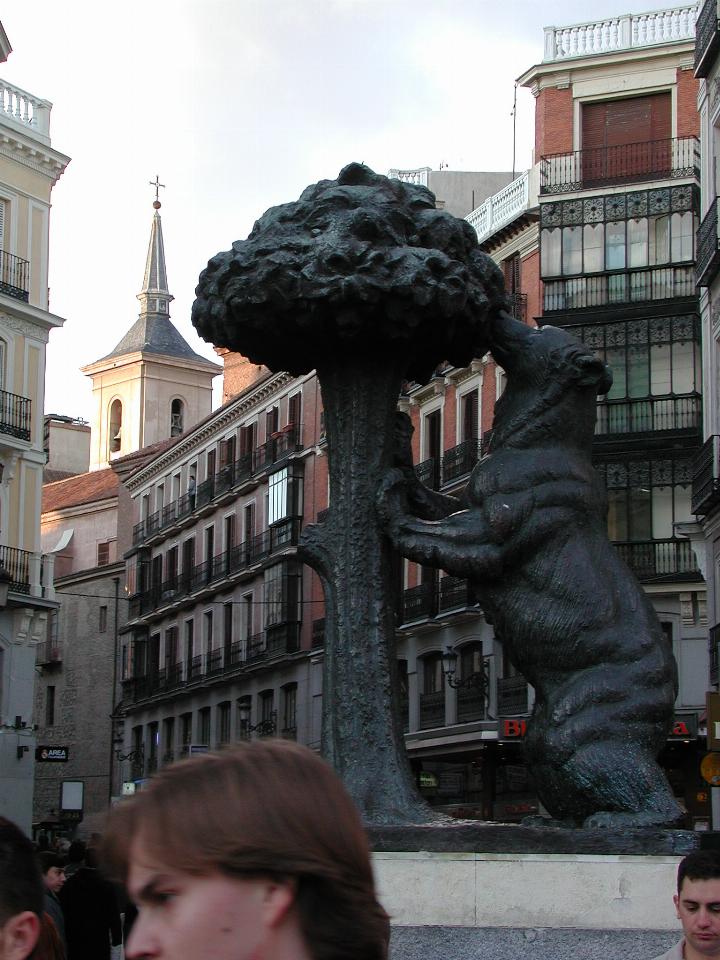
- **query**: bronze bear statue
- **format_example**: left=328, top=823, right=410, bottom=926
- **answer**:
left=380, top=310, right=682, bottom=828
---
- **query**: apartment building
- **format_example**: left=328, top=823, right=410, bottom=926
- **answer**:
left=395, top=4, right=709, bottom=824
left=0, top=22, right=69, bottom=832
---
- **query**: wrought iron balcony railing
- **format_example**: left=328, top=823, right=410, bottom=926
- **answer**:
left=695, top=0, right=720, bottom=76
left=692, top=434, right=720, bottom=515
left=697, top=198, right=720, bottom=286
left=0, top=251, right=30, bottom=302
left=0, top=389, right=31, bottom=441
left=133, top=426, right=301, bottom=545
left=400, top=577, right=476, bottom=625
left=128, top=517, right=301, bottom=619
left=540, top=137, right=699, bottom=195
left=710, top=622, right=720, bottom=687
left=543, top=266, right=695, bottom=312
left=122, top=626, right=301, bottom=705
left=0, top=545, right=31, bottom=594
left=595, top=393, right=701, bottom=438
left=614, top=538, right=699, bottom=580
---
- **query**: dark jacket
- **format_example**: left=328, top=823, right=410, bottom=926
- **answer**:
left=44, top=890, right=66, bottom=950
left=59, top=867, right=122, bottom=960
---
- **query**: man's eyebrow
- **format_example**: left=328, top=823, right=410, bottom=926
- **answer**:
left=133, top=875, right=173, bottom=902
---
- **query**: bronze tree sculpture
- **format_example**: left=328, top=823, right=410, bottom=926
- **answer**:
left=192, top=163, right=505, bottom=823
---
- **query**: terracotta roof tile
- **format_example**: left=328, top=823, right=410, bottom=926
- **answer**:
left=42, top=468, right=119, bottom=514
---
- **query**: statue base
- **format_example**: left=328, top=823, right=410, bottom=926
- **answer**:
left=369, top=824, right=719, bottom=930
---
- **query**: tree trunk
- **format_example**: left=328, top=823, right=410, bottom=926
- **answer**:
left=299, top=357, right=432, bottom=824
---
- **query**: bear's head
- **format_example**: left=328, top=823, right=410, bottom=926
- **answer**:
left=489, top=310, right=612, bottom=448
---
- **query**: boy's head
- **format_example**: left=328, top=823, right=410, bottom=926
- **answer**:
left=36, top=852, right=65, bottom=894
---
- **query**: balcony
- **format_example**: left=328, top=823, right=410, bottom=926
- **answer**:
left=129, top=517, right=301, bottom=619
left=695, top=0, right=720, bottom=76
left=496, top=676, right=530, bottom=716
left=441, top=440, right=481, bottom=485
left=0, top=389, right=31, bottom=441
left=543, top=6, right=697, bottom=63
left=466, top=170, right=536, bottom=246
left=697, top=198, right=720, bottom=286
left=692, top=435, right=720, bottom=515
left=543, top=266, right=695, bottom=312
left=710, top=622, right=720, bottom=687
left=595, top=393, right=701, bottom=439
left=419, top=690, right=445, bottom=729
left=132, top=427, right=301, bottom=546
left=0, top=545, right=31, bottom=595
left=540, top=137, right=699, bottom=195
left=0, top=79, right=51, bottom=138
left=400, top=577, right=477, bottom=626
left=614, top=538, right=699, bottom=580
left=0, top=251, right=30, bottom=302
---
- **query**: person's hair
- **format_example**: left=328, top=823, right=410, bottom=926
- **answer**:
left=36, top=852, right=64, bottom=876
left=34, top=912, right=65, bottom=960
left=102, top=740, right=389, bottom=960
left=677, top=850, right=720, bottom=893
left=0, top=817, right=43, bottom=923
left=66, top=840, right=86, bottom=865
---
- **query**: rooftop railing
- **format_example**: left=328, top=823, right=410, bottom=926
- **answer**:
left=544, top=5, right=697, bottom=62
left=0, top=79, right=51, bottom=138
left=466, top=171, right=532, bottom=245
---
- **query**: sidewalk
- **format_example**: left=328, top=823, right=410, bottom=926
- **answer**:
left=389, top=927, right=678, bottom=959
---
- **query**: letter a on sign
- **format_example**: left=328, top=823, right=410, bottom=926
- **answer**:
left=707, top=693, right=720, bottom=751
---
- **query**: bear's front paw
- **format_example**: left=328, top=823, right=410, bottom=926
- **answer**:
left=377, top=468, right=408, bottom=535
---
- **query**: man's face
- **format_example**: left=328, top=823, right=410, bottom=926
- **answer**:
left=43, top=866, right=65, bottom=894
left=674, top=876, right=720, bottom=957
left=125, top=839, right=292, bottom=960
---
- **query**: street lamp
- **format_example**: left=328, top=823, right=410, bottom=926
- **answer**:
left=441, top=646, right=492, bottom=716
left=237, top=702, right=276, bottom=737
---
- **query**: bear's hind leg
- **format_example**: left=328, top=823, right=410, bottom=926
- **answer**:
left=555, top=740, right=682, bottom=829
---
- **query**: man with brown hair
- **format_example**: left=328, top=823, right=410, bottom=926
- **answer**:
left=0, top=817, right=43, bottom=960
left=102, top=740, right=389, bottom=960
left=653, top=850, right=720, bottom=959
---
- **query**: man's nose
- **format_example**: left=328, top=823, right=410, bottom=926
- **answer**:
left=697, top=909, right=713, bottom=927
left=126, top=913, right=157, bottom=958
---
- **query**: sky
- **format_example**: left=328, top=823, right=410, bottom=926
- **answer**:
left=2, top=0, right=681, bottom=417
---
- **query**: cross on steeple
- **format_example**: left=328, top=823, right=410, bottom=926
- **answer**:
left=149, top=174, right=165, bottom=208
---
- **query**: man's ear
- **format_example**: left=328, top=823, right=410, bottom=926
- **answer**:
left=673, top=893, right=680, bottom=918
left=262, top=878, right=297, bottom=930
left=0, top=911, right=40, bottom=960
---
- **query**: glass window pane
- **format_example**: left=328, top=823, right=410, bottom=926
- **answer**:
left=629, top=487, right=652, bottom=540
left=628, top=346, right=649, bottom=398
left=605, top=222, right=626, bottom=270
left=671, top=339, right=695, bottom=394
left=671, top=212, right=693, bottom=262
left=651, top=344, right=672, bottom=395
left=562, top=226, right=583, bottom=275
left=651, top=486, right=673, bottom=539
left=649, top=215, right=669, bottom=265
left=607, top=489, right=628, bottom=540
left=606, top=347, right=627, bottom=399
left=627, top=218, right=648, bottom=268
left=541, top=228, right=561, bottom=276
left=583, top=224, right=604, bottom=272
left=267, top=468, right=288, bottom=525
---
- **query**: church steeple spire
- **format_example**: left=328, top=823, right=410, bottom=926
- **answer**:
left=137, top=175, right=173, bottom=320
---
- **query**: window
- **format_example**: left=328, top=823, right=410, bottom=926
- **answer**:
left=460, top=391, right=478, bottom=442
left=218, top=702, right=231, bottom=745
left=287, top=393, right=302, bottom=433
left=268, top=468, right=289, bottom=525
left=240, top=423, right=257, bottom=456
left=181, top=712, right=192, bottom=752
left=423, top=653, right=443, bottom=695
left=204, top=526, right=214, bottom=564
left=165, top=626, right=178, bottom=669
left=203, top=610, right=214, bottom=655
left=206, top=449, right=216, bottom=481
left=45, top=686, right=55, bottom=727
left=263, top=562, right=299, bottom=628
left=282, top=683, right=297, bottom=737
left=184, top=619, right=194, bottom=678
left=109, top=400, right=122, bottom=454
left=259, top=690, right=275, bottom=737
left=237, top=696, right=251, bottom=740
left=99, top=606, right=108, bottom=633
left=163, top=718, right=175, bottom=761
left=165, top=546, right=178, bottom=587
left=243, top=593, right=253, bottom=642
left=0, top=339, right=6, bottom=393
left=266, top=406, right=279, bottom=437
left=97, top=541, right=112, bottom=566
left=198, top=707, right=211, bottom=746
left=223, top=602, right=233, bottom=658
left=170, top=399, right=184, bottom=437
left=244, top=502, right=255, bottom=540
left=181, top=538, right=195, bottom=588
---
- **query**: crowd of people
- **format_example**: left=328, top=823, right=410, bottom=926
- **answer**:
left=1, top=740, right=720, bottom=960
